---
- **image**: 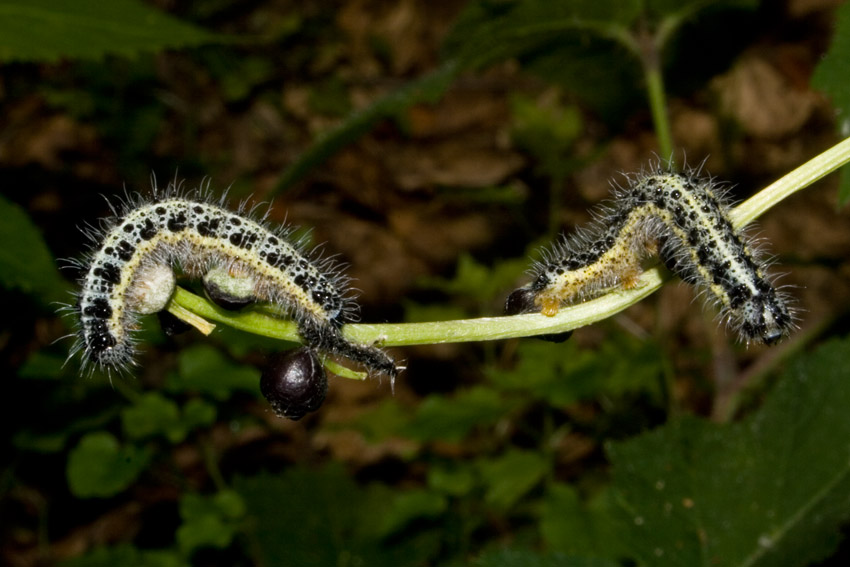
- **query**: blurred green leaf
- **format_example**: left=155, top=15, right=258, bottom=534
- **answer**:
left=0, top=0, right=227, bottom=62
left=235, top=465, right=442, bottom=567
left=18, top=351, right=67, bottom=380
left=0, top=194, right=68, bottom=302
left=511, top=93, right=583, bottom=180
left=416, top=254, right=530, bottom=307
left=351, top=399, right=415, bottom=443
left=473, top=548, right=620, bottom=567
left=811, top=1, right=850, bottom=205
left=177, top=490, right=245, bottom=555
left=66, top=432, right=150, bottom=498
left=488, top=335, right=664, bottom=406
left=219, top=55, right=274, bottom=102
left=477, top=449, right=550, bottom=510
left=404, top=386, right=519, bottom=443
left=541, top=484, right=626, bottom=559
left=182, top=398, right=217, bottom=430
left=121, top=392, right=183, bottom=442
left=60, top=544, right=187, bottom=567
left=608, top=337, right=850, bottom=566
left=428, top=462, right=477, bottom=497
left=121, top=393, right=216, bottom=443
left=168, top=344, right=260, bottom=400
left=442, top=0, right=641, bottom=71
left=372, top=489, right=447, bottom=539
left=235, top=466, right=370, bottom=566
left=443, top=0, right=757, bottom=121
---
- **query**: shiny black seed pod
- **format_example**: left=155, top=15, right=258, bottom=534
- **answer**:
left=260, top=347, right=328, bottom=421
left=504, top=288, right=573, bottom=343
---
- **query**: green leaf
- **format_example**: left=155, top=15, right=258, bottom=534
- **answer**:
left=416, top=254, right=530, bottom=307
left=235, top=466, right=370, bottom=566
left=607, top=337, right=850, bottom=566
left=66, top=432, right=150, bottom=498
left=351, top=399, right=415, bottom=443
left=511, top=94, right=583, bottom=180
left=0, top=0, right=227, bottom=62
left=59, top=544, right=188, bottom=567
left=404, top=386, right=519, bottom=442
left=372, top=489, right=447, bottom=539
left=182, top=398, right=217, bottom=430
left=443, top=0, right=641, bottom=70
left=473, top=548, right=620, bottom=567
left=18, top=351, right=67, bottom=380
left=168, top=344, right=260, bottom=400
left=0, top=193, right=67, bottom=302
left=488, top=335, right=664, bottom=406
left=121, top=394, right=216, bottom=443
left=121, top=392, right=183, bottom=442
left=811, top=1, right=850, bottom=205
left=235, top=465, right=443, bottom=567
left=177, top=490, right=245, bottom=554
left=428, top=462, right=477, bottom=497
left=477, top=449, right=550, bottom=510
left=541, top=484, right=626, bottom=559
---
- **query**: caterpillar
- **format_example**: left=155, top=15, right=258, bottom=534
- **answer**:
left=505, top=165, right=796, bottom=344
left=64, top=180, right=399, bottom=378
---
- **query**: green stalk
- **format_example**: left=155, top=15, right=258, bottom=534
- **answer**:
left=169, top=137, right=850, bottom=352
left=644, top=62, right=673, bottom=161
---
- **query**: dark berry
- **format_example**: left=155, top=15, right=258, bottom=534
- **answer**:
left=260, top=347, right=327, bottom=421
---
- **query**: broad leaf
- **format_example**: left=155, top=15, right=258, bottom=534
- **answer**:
left=477, top=449, right=550, bottom=510
left=167, top=344, right=259, bottom=400
left=608, top=337, right=850, bottom=566
left=176, top=490, right=246, bottom=554
left=473, top=548, right=619, bottom=567
left=403, top=386, right=519, bottom=442
left=66, top=431, right=150, bottom=498
left=0, top=0, right=226, bottom=62
left=235, top=465, right=443, bottom=567
left=0, top=194, right=67, bottom=302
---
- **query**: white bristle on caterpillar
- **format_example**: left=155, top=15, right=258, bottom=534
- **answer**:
left=506, top=164, right=796, bottom=344
left=63, top=179, right=398, bottom=377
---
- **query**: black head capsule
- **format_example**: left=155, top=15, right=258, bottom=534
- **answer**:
left=260, top=347, right=328, bottom=421
left=505, top=287, right=538, bottom=316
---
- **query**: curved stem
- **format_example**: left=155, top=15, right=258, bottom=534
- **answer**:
left=645, top=61, right=673, bottom=161
left=169, top=138, right=850, bottom=349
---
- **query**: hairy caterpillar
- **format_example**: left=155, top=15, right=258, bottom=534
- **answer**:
left=64, top=180, right=398, bottom=377
left=506, top=165, right=796, bottom=344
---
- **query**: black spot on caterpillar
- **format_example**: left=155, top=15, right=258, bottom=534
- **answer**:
left=506, top=165, right=796, bottom=344
left=62, top=180, right=399, bottom=377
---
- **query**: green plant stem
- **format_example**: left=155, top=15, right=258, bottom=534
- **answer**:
left=169, top=137, right=850, bottom=350
left=644, top=62, right=673, bottom=160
